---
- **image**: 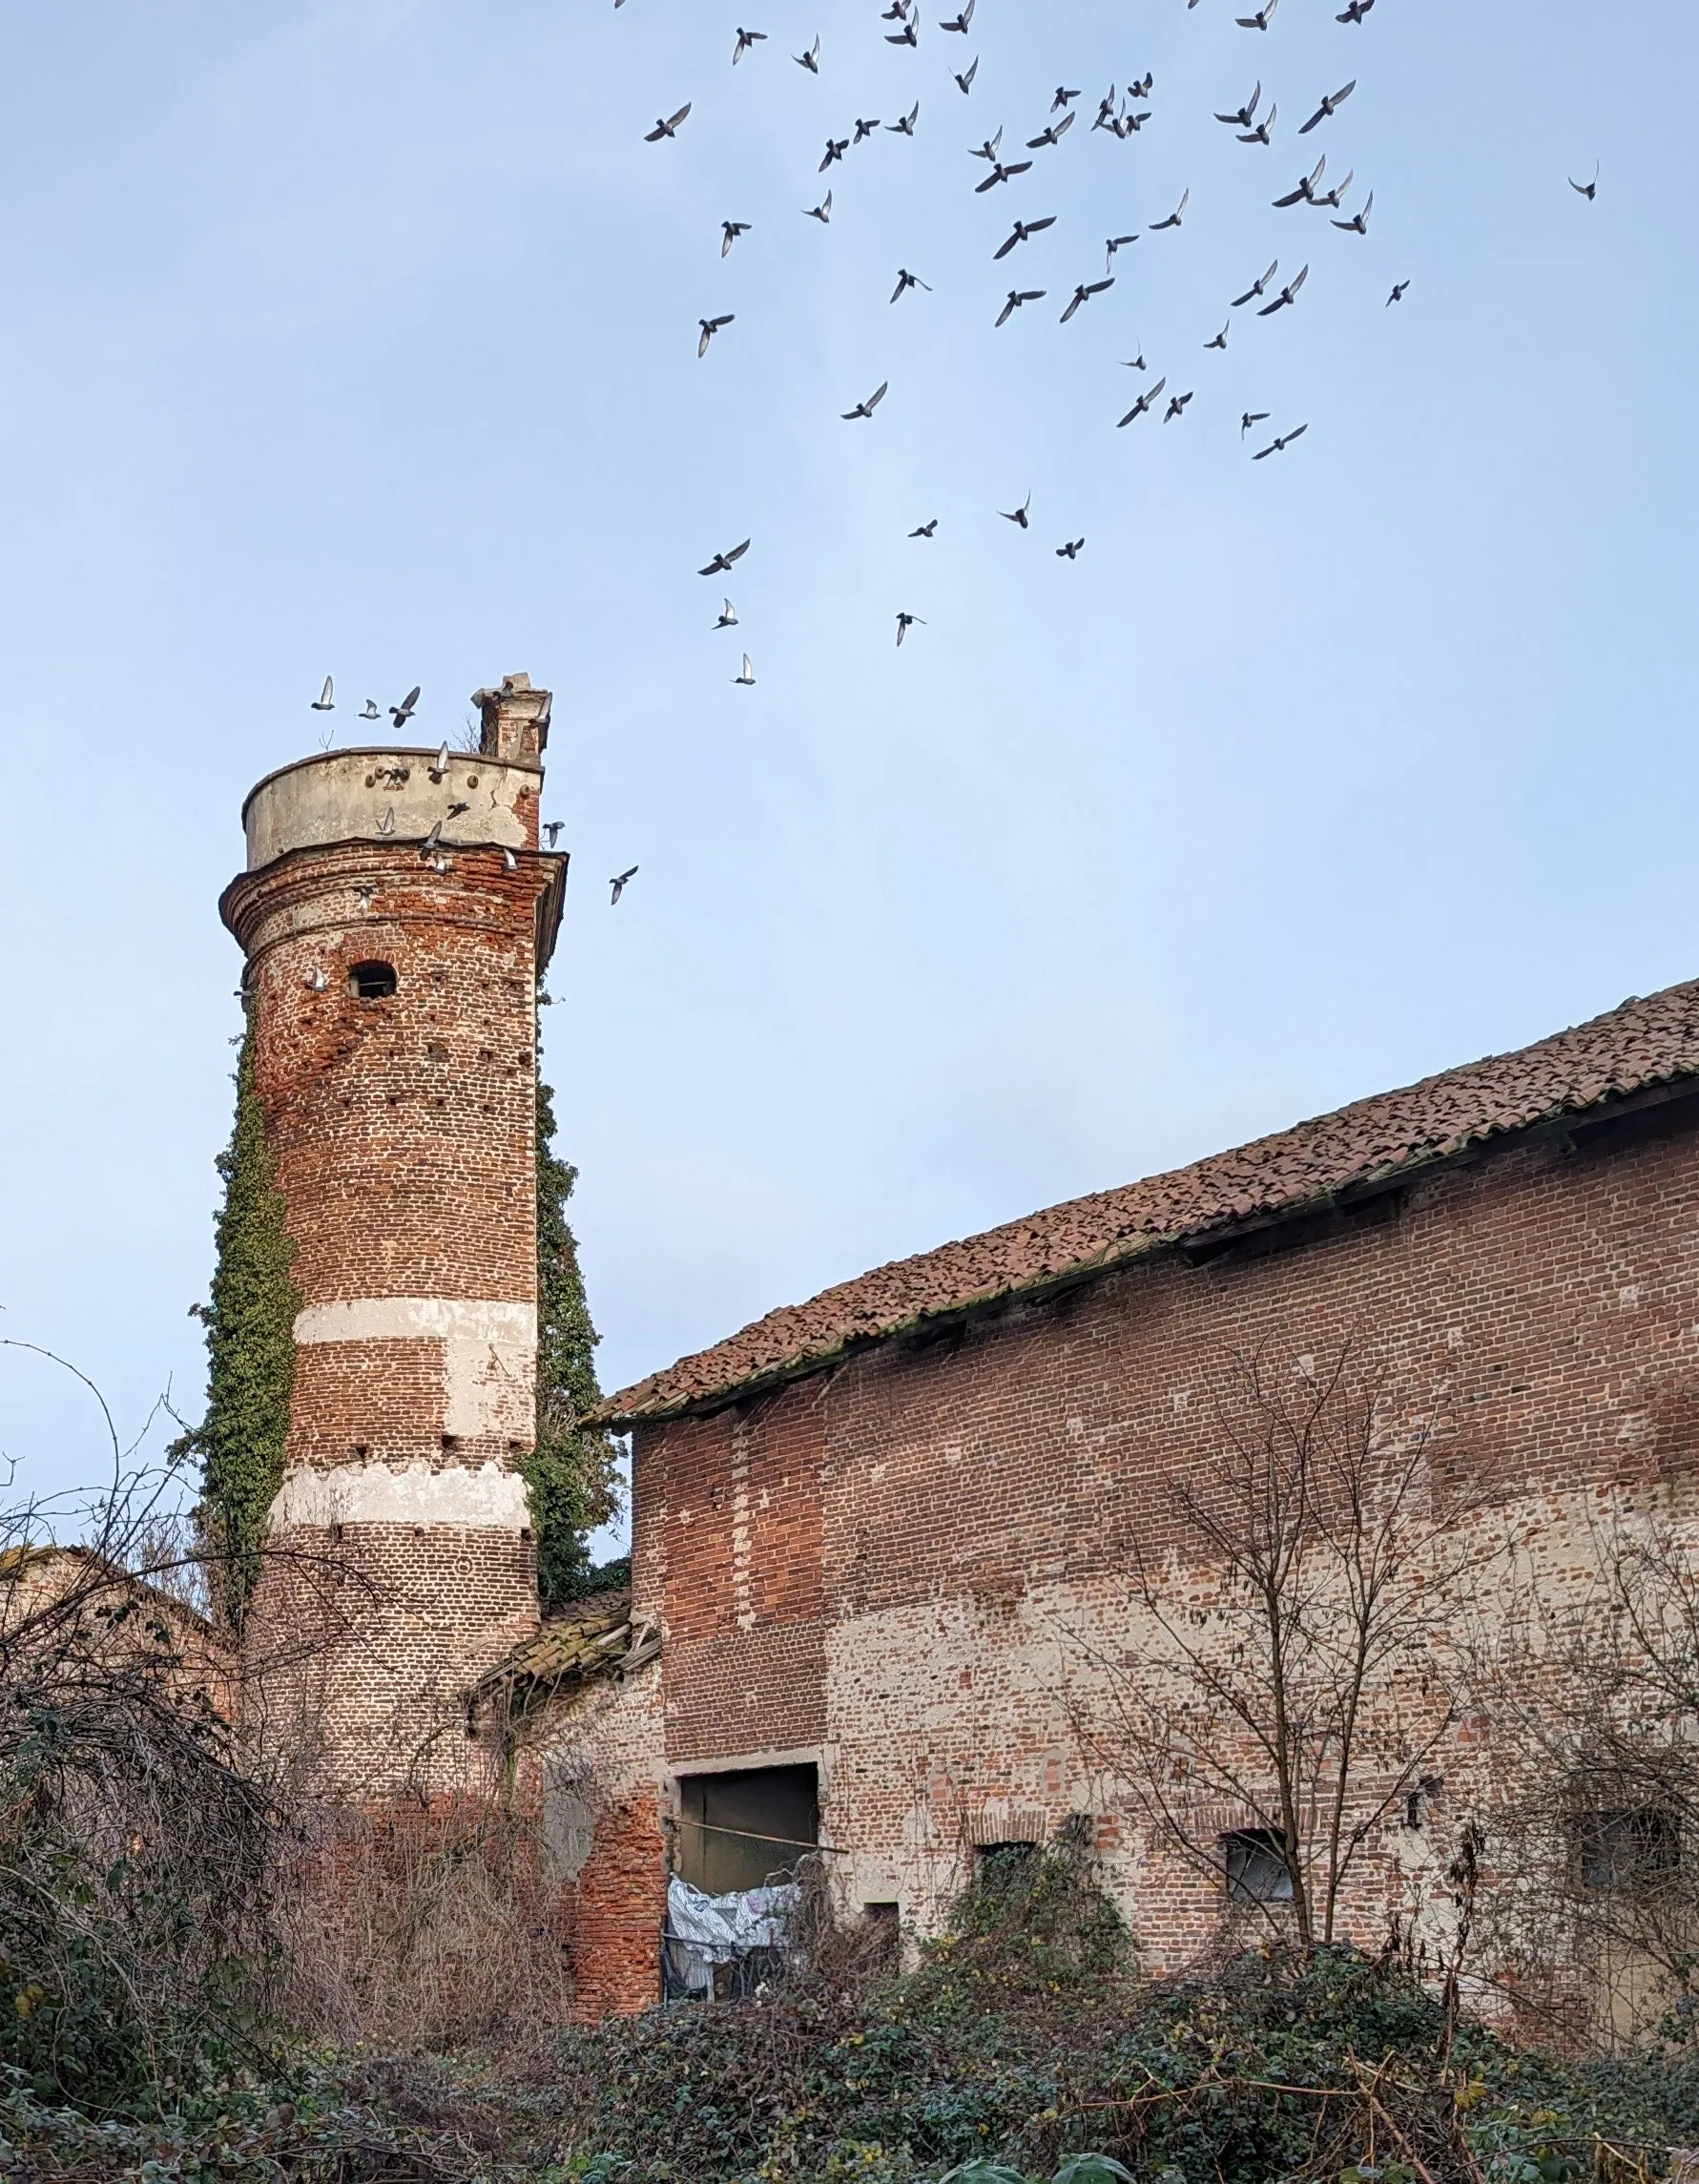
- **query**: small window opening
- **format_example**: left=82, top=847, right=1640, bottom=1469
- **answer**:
left=349, top=961, right=397, bottom=1000
left=975, top=1840, right=1041, bottom=1892
left=675, top=1764, right=818, bottom=1895
left=862, top=1901, right=900, bottom=1964
left=1224, top=1827, right=1294, bottom=1904
left=1573, top=1807, right=1679, bottom=1894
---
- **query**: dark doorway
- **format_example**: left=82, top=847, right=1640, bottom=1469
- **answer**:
left=676, top=1764, right=819, bottom=1894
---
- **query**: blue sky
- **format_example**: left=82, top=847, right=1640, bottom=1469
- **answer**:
left=1, top=0, right=1694, bottom=1547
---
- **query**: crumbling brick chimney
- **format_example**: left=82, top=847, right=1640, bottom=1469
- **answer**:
left=473, top=672, right=552, bottom=766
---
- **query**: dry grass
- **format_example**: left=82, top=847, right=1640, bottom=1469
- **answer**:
left=276, top=1795, right=575, bottom=2057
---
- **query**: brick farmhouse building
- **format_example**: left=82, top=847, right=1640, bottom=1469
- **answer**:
left=225, top=676, right=1699, bottom=2021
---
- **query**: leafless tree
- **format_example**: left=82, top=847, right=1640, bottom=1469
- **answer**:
left=1071, top=1343, right=1481, bottom=1950
left=0, top=1341, right=281, bottom=2097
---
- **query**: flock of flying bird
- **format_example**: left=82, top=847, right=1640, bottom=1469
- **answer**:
left=301, top=1, right=1602, bottom=903
left=634, top=0, right=1607, bottom=678
left=633, top=0, right=1450, bottom=676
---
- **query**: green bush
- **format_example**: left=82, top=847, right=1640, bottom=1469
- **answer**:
left=545, top=1853, right=1699, bottom=2184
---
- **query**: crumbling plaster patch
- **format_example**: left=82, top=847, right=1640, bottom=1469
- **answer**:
left=294, top=1298, right=536, bottom=1441
left=269, top=1459, right=529, bottom=1530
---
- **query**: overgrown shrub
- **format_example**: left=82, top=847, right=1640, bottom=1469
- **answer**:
left=276, top=1795, right=576, bottom=2056
left=539, top=1852, right=1699, bottom=2184
left=548, top=1842, right=1138, bottom=2183
left=0, top=1566, right=276, bottom=2114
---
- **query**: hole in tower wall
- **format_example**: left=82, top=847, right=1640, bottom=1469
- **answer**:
left=349, top=961, right=398, bottom=1000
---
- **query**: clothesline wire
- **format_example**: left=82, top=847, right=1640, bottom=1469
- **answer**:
left=675, top=1815, right=847, bottom=1857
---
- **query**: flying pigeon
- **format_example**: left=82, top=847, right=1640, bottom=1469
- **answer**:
left=1117, top=376, right=1166, bottom=425
left=1150, top=189, right=1190, bottom=232
left=699, top=539, right=752, bottom=576
left=1299, top=80, right=1356, bottom=135
left=1254, top=424, right=1309, bottom=459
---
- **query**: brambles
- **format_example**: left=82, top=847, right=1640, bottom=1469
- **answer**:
left=0, top=1531, right=277, bottom=2111
left=540, top=1856, right=1693, bottom=2184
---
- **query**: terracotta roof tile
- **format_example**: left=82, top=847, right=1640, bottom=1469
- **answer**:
left=604, top=979, right=1699, bottom=1425
left=476, top=1587, right=640, bottom=1702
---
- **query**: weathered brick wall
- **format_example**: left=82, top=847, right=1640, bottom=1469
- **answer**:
left=247, top=1522, right=541, bottom=1797
left=554, top=1104, right=1699, bottom=1999
left=519, top=1660, right=669, bottom=2019
left=652, top=1399, right=827, bottom=1764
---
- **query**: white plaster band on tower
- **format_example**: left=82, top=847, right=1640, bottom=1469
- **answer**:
left=268, top=1460, right=531, bottom=1532
left=293, top=1298, right=537, bottom=1442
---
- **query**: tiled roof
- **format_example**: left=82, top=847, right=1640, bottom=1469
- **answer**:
left=605, top=978, right=1699, bottom=1425
left=475, top=1587, right=656, bottom=1709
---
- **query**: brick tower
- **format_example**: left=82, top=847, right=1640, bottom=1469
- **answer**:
left=220, top=674, right=562, bottom=1794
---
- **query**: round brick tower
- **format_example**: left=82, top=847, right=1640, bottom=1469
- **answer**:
left=220, top=674, right=562, bottom=1795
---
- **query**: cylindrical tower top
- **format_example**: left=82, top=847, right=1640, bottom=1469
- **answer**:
left=237, top=671, right=553, bottom=871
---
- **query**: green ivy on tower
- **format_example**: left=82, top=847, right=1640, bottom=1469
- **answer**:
left=524, top=1064, right=623, bottom=1612
left=176, top=1014, right=301, bottom=1632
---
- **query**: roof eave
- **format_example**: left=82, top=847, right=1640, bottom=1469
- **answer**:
left=601, top=1070, right=1699, bottom=1429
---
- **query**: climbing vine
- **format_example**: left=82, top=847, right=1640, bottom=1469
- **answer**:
left=523, top=1063, right=622, bottom=1611
left=178, top=1015, right=300, bottom=1631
